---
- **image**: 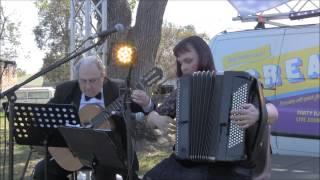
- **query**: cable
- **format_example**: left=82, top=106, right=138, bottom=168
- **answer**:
left=0, top=65, right=8, bottom=180
left=1, top=103, right=8, bottom=180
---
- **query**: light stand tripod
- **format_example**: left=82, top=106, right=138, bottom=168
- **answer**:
left=123, top=65, right=135, bottom=180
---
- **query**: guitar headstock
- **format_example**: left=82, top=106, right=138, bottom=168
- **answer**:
left=136, top=67, right=163, bottom=89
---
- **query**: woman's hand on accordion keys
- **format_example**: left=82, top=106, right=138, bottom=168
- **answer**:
left=146, top=111, right=175, bottom=134
left=230, top=103, right=259, bottom=129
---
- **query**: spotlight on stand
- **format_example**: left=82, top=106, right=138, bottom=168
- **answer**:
left=112, top=41, right=137, bottom=180
left=112, top=41, right=137, bottom=67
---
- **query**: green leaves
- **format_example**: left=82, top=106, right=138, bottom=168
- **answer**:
left=33, top=0, right=70, bottom=86
left=0, top=5, right=21, bottom=61
left=155, top=22, right=210, bottom=79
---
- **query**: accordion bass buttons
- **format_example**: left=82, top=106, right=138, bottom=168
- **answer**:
left=208, top=156, right=216, bottom=161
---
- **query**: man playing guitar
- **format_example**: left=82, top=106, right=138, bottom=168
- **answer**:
left=33, top=55, right=152, bottom=180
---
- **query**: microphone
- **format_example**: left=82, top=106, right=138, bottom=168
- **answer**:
left=132, top=112, right=145, bottom=122
left=0, top=60, right=16, bottom=65
left=90, top=23, right=125, bottom=39
left=111, top=111, right=145, bottom=122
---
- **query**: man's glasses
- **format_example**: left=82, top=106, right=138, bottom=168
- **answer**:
left=79, top=77, right=101, bottom=84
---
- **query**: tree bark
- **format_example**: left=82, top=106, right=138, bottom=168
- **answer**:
left=129, top=0, right=168, bottom=84
left=104, top=0, right=168, bottom=85
left=94, top=0, right=132, bottom=79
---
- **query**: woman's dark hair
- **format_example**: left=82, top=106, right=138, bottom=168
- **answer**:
left=173, top=36, right=216, bottom=77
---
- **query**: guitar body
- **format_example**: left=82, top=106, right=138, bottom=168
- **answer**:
left=49, top=104, right=114, bottom=171
left=79, top=105, right=115, bottom=129
left=48, top=147, right=83, bottom=171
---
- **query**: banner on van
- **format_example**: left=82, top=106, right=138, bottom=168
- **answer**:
left=222, top=45, right=320, bottom=98
left=220, top=45, right=320, bottom=138
left=272, top=92, right=320, bottom=138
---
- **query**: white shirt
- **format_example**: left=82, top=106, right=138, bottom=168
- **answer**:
left=79, top=91, right=105, bottom=110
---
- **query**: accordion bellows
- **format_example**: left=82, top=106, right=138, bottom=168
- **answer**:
left=175, top=71, right=267, bottom=162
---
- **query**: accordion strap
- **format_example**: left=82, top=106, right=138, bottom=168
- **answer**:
left=249, top=80, right=268, bottom=162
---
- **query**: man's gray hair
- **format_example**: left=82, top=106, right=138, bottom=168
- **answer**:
left=74, top=55, right=106, bottom=79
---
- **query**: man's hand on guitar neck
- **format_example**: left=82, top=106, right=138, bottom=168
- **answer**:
left=131, top=89, right=153, bottom=112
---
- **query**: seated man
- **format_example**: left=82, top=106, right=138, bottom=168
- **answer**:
left=33, top=55, right=142, bottom=180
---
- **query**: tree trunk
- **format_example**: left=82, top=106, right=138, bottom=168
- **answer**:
left=129, top=0, right=168, bottom=85
left=97, top=0, right=132, bottom=79
left=102, top=0, right=168, bottom=145
left=104, top=0, right=168, bottom=86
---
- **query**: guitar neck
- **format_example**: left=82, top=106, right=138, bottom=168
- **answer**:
left=91, top=95, right=124, bottom=128
left=90, top=67, right=162, bottom=128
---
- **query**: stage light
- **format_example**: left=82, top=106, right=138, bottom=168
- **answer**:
left=112, top=41, right=137, bottom=66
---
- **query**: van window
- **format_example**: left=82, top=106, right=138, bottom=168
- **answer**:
left=28, top=91, right=50, bottom=99
left=16, top=92, right=28, bottom=99
left=14, top=87, right=55, bottom=104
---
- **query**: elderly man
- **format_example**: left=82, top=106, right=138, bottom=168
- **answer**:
left=33, top=55, right=142, bottom=180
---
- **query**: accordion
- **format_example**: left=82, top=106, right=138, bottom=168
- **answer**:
left=175, top=71, right=267, bottom=162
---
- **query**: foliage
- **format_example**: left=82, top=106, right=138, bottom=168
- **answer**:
left=33, top=0, right=70, bottom=86
left=15, top=68, right=26, bottom=77
left=0, top=5, right=20, bottom=61
left=0, top=115, right=42, bottom=179
left=17, top=74, right=44, bottom=87
left=32, top=0, right=212, bottom=87
left=33, top=0, right=169, bottom=85
left=128, top=0, right=137, bottom=11
left=155, top=22, right=210, bottom=80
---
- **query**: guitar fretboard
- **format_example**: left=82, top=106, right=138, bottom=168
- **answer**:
left=91, top=95, right=124, bottom=128
left=89, top=67, right=163, bottom=128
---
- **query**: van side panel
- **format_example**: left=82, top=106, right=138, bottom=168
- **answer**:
left=209, top=24, right=320, bottom=156
left=271, top=26, right=320, bottom=138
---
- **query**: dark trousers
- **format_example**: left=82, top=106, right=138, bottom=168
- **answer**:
left=33, top=158, right=73, bottom=180
left=143, top=154, right=253, bottom=180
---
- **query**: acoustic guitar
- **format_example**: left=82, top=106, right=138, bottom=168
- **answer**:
left=49, top=67, right=163, bottom=171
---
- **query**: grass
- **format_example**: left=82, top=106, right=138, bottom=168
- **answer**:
left=138, top=150, right=171, bottom=176
left=0, top=114, right=43, bottom=180
left=0, top=113, right=171, bottom=179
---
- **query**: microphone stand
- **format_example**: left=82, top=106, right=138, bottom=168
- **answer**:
left=0, top=37, right=107, bottom=180
left=123, top=65, right=135, bottom=180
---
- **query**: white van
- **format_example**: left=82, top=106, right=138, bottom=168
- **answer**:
left=209, top=24, right=320, bottom=157
left=15, top=87, right=55, bottom=104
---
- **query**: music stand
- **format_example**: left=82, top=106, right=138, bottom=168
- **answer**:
left=58, top=126, right=126, bottom=173
left=12, top=103, right=81, bottom=180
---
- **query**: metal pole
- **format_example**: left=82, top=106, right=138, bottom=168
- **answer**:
left=85, top=0, right=91, bottom=52
left=69, top=0, right=75, bottom=80
left=102, top=0, right=107, bottom=66
left=7, top=95, right=15, bottom=180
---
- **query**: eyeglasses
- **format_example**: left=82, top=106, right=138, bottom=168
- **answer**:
left=79, top=77, right=102, bottom=84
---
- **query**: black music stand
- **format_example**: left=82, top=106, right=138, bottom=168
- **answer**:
left=12, top=103, right=81, bottom=180
left=58, top=126, right=126, bottom=173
